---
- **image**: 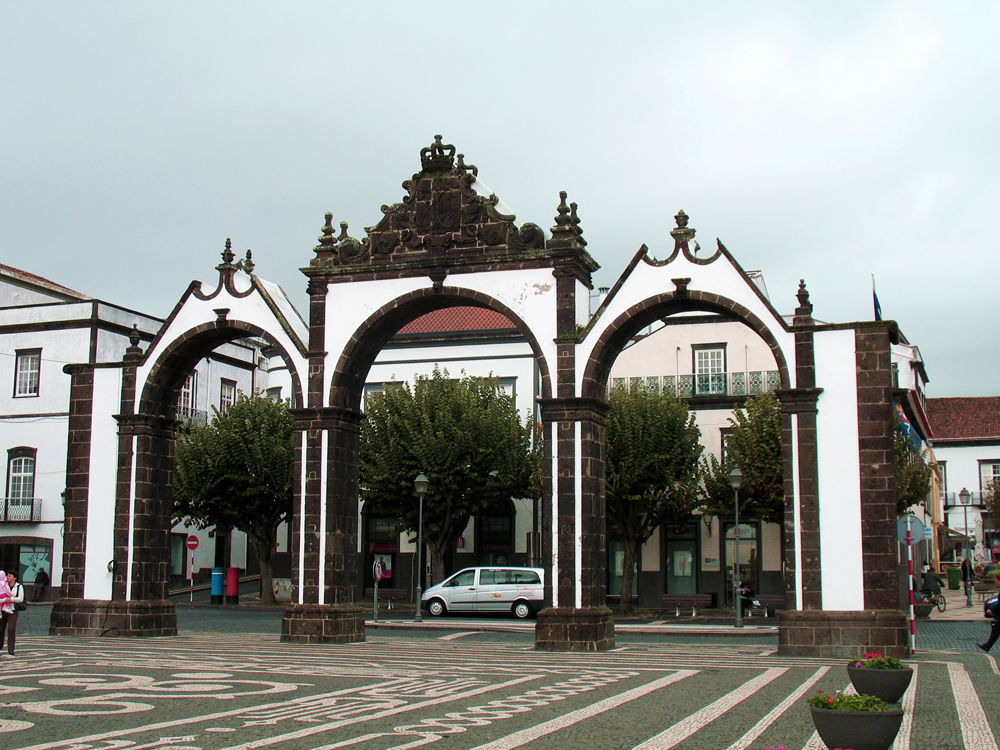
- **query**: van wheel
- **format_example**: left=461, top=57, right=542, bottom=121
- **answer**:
left=512, top=601, right=532, bottom=619
left=427, top=599, right=447, bottom=617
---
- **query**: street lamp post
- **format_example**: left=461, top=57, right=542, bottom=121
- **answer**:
left=960, top=487, right=973, bottom=608
left=729, top=466, right=744, bottom=628
left=414, top=473, right=429, bottom=622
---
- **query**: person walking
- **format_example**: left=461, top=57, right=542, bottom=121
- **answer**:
left=0, top=571, right=22, bottom=655
left=0, top=571, right=11, bottom=656
left=978, top=574, right=1000, bottom=652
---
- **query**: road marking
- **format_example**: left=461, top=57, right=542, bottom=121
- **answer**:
left=438, top=632, right=478, bottom=640
left=632, top=667, right=787, bottom=749
left=467, top=671, right=698, bottom=750
left=949, top=661, right=999, bottom=750
left=723, top=666, right=828, bottom=750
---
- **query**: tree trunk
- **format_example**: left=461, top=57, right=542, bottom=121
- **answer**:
left=249, top=535, right=276, bottom=605
left=428, top=540, right=447, bottom=589
left=617, top=540, right=640, bottom=615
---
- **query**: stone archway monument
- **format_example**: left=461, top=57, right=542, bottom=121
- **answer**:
left=54, top=136, right=908, bottom=657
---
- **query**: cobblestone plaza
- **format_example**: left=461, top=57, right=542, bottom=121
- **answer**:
left=4, top=600, right=998, bottom=750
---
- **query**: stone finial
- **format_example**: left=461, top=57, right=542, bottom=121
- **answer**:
left=221, top=237, right=235, bottom=266
left=549, top=191, right=584, bottom=251
left=794, top=279, right=814, bottom=323
left=419, top=134, right=456, bottom=173
left=670, top=210, right=696, bottom=251
left=315, top=212, right=337, bottom=252
left=569, top=202, right=588, bottom=247
left=124, top=323, right=144, bottom=361
left=236, top=249, right=255, bottom=275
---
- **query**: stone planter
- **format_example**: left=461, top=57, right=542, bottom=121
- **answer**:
left=810, top=706, right=904, bottom=750
left=913, top=602, right=934, bottom=618
left=847, top=665, right=913, bottom=704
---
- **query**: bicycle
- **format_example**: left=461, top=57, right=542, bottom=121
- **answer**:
left=919, top=589, right=947, bottom=612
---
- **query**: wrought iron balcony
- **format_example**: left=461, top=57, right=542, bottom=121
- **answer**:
left=942, top=490, right=987, bottom=507
left=611, top=371, right=780, bottom=398
left=177, top=406, right=208, bottom=426
left=2, top=497, right=42, bottom=522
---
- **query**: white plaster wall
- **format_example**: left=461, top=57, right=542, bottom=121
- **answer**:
left=814, top=328, right=864, bottom=610
left=82, top=367, right=124, bottom=599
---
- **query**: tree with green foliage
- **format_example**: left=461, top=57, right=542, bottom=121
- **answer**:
left=894, top=427, right=933, bottom=515
left=172, top=393, right=294, bottom=605
left=605, top=383, right=703, bottom=614
left=699, top=391, right=784, bottom=524
left=359, top=368, right=541, bottom=586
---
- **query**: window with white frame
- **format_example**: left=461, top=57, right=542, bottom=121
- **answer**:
left=178, top=372, right=197, bottom=418
left=13, top=349, right=41, bottom=397
left=220, top=379, right=237, bottom=411
left=980, top=461, right=1000, bottom=498
left=693, top=345, right=726, bottom=395
left=6, top=448, right=36, bottom=520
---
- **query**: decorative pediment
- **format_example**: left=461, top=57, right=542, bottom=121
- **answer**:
left=307, top=136, right=557, bottom=275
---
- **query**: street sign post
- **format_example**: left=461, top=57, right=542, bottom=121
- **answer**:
left=186, top=535, right=199, bottom=605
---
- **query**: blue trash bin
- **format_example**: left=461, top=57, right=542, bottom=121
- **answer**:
left=210, top=567, right=224, bottom=605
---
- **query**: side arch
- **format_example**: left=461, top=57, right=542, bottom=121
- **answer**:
left=328, top=286, right=554, bottom=410
left=582, top=290, right=792, bottom=399
left=138, top=320, right=305, bottom=417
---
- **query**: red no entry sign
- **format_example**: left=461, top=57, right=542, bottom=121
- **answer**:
left=185, top=534, right=199, bottom=551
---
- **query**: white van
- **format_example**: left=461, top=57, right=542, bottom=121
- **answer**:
left=421, top=566, right=544, bottom=619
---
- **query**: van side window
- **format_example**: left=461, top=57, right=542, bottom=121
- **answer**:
left=446, top=570, right=476, bottom=587
left=480, top=570, right=498, bottom=585
left=511, top=571, right=540, bottom=585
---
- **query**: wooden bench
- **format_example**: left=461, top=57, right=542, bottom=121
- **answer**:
left=662, top=593, right=714, bottom=615
left=974, top=582, right=992, bottom=601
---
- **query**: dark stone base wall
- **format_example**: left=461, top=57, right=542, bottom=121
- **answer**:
left=49, top=598, right=177, bottom=637
left=281, top=604, right=366, bottom=643
left=534, top=606, right=615, bottom=651
left=778, top=610, right=909, bottom=658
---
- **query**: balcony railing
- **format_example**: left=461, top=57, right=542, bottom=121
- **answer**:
left=177, top=406, right=208, bottom=426
left=2, top=497, right=42, bottom=522
left=611, top=371, right=780, bottom=398
left=942, top=490, right=986, bottom=507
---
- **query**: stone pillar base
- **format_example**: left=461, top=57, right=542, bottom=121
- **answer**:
left=281, top=603, right=366, bottom=643
left=534, top=606, right=615, bottom=651
left=778, top=610, right=909, bottom=658
left=49, top=598, right=177, bottom=637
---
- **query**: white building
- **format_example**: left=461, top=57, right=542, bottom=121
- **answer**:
left=928, top=397, right=1000, bottom=566
left=0, top=263, right=265, bottom=594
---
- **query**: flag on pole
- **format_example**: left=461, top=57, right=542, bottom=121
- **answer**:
left=872, top=275, right=882, bottom=321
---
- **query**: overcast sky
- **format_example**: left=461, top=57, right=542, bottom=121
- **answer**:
left=2, top=2, right=997, bottom=396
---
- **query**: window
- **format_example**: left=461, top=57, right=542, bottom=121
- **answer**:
left=938, top=461, right=947, bottom=493
left=720, top=428, right=733, bottom=463
left=5, top=448, right=36, bottom=521
left=178, top=372, right=197, bottom=418
left=693, top=345, right=726, bottom=395
left=266, top=386, right=282, bottom=402
left=13, top=349, right=41, bottom=397
left=220, top=379, right=237, bottom=411
left=981, top=461, right=1000, bottom=499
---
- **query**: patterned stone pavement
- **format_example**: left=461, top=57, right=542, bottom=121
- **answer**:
left=2, top=613, right=998, bottom=750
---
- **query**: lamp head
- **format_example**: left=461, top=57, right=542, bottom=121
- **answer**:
left=414, top=473, right=430, bottom=496
left=959, top=487, right=971, bottom=506
left=728, top=465, right=743, bottom=490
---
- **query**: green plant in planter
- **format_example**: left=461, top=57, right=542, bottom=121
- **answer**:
left=807, top=690, right=892, bottom=711
left=849, top=652, right=904, bottom=670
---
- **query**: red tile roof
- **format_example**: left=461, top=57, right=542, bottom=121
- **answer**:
left=927, top=397, right=1000, bottom=441
left=397, top=307, right=516, bottom=334
left=0, top=263, right=89, bottom=300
